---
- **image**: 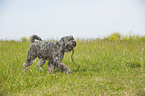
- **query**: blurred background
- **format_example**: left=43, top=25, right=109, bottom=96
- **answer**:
left=0, top=0, right=145, bottom=40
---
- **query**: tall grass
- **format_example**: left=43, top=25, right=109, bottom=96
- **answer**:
left=0, top=35, right=145, bottom=95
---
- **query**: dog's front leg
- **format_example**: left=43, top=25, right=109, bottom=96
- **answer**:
left=48, top=60, right=71, bottom=74
left=58, top=63, right=71, bottom=74
left=55, top=61, right=71, bottom=74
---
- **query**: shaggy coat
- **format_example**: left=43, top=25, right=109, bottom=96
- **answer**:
left=23, top=35, right=76, bottom=74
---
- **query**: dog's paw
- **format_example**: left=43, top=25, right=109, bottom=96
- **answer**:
left=63, top=68, right=71, bottom=74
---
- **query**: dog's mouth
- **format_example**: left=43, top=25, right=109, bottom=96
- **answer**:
left=65, top=40, right=76, bottom=52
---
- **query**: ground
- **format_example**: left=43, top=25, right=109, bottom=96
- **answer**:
left=0, top=39, right=145, bottom=96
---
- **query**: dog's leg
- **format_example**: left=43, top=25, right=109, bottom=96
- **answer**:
left=58, top=63, right=71, bottom=74
left=48, top=61, right=55, bottom=73
left=37, top=58, right=46, bottom=71
left=23, top=58, right=36, bottom=71
left=51, top=61, right=71, bottom=74
left=23, top=49, right=36, bottom=71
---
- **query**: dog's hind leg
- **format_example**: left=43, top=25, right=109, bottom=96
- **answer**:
left=23, top=57, right=36, bottom=71
left=23, top=49, right=36, bottom=71
left=36, top=58, right=46, bottom=71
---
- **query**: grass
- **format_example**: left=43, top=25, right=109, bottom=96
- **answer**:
left=0, top=39, right=145, bottom=96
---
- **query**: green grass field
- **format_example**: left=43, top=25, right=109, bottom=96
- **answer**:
left=0, top=39, right=145, bottom=95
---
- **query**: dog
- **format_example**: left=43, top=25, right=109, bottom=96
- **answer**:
left=23, top=35, right=76, bottom=74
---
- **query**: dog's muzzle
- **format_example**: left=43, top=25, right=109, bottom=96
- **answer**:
left=65, top=40, right=76, bottom=52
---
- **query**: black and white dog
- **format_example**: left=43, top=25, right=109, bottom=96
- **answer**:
left=23, top=35, right=76, bottom=74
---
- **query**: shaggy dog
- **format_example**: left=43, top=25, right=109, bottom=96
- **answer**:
left=23, top=35, right=76, bottom=74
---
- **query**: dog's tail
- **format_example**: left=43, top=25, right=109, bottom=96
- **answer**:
left=30, top=35, right=42, bottom=43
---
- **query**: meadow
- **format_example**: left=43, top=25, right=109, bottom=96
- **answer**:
left=0, top=34, right=145, bottom=96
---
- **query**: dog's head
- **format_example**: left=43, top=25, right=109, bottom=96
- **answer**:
left=59, top=36, right=76, bottom=52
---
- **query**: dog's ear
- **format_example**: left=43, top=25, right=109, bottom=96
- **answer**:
left=60, top=37, right=65, bottom=41
left=59, top=37, right=66, bottom=46
left=70, top=36, right=74, bottom=40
